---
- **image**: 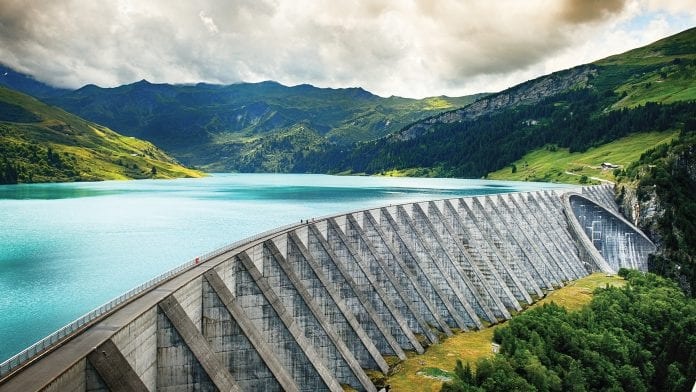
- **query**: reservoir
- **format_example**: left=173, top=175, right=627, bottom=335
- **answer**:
left=0, top=173, right=572, bottom=362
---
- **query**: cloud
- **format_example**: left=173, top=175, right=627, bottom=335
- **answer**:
left=0, top=0, right=693, bottom=98
left=198, top=11, right=219, bottom=34
left=558, top=0, right=627, bottom=24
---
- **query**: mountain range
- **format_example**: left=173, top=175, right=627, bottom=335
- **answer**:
left=295, top=27, right=696, bottom=181
left=1, top=27, right=694, bottom=184
left=0, top=27, right=694, bottom=294
left=0, top=86, right=201, bottom=183
left=0, top=66, right=482, bottom=172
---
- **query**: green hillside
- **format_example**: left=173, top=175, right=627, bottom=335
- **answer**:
left=596, top=28, right=696, bottom=109
left=27, top=79, right=482, bottom=171
left=0, top=86, right=202, bottom=184
left=486, top=131, right=679, bottom=184
left=614, top=129, right=696, bottom=296
left=295, top=27, right=696, bottom=184
left=386, top=273, right=625, bottom=392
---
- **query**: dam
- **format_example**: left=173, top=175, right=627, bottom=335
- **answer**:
left=0, top=185, right=654, bottom=391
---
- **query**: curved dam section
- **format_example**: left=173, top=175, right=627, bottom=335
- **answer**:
left=0, top=185, right=652, bottom=392
left=564, top=192, right=656, bottom=273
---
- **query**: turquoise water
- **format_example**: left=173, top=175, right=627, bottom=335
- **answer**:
left=0, top=173, right=571, bottom=361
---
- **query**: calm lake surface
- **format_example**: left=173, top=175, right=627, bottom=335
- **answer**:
left=0, top=173, right=573, bottom=361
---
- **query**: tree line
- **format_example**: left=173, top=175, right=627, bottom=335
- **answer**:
left=294, top=91, right=696, bottom=179
left=442, top=269, right=695, bottom=392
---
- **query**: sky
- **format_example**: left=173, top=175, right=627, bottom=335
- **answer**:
left=0, top=0, right=694, bottom=98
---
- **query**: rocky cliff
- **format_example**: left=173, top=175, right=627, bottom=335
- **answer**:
left=616, top=133, right=696, bottom=296
left=391, top=65, right=597, bottom=141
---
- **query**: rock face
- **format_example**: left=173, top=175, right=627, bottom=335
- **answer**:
left=617, top=184, right=663, bottom=245
left=391, top=65, right=598, bottom=141
left=617, top=141, right=696, bottom=295
left=619, top=142, right=696, bottom=240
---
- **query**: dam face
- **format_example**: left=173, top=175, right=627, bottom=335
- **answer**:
left=0, top=185, right=653, bottom=392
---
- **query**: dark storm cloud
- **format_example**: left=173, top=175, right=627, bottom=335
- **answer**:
left=559, top=0, right=628, bottom=24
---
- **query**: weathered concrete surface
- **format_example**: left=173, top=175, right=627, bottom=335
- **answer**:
left=203, top=269, right=296, bottom=392
left=564, top=193, right=655, bottom=273
left=86, top=339, right=148, bottom=392
left=158, top=295, right=239, bottom=391
left=1, top=187, right=654, bottom=392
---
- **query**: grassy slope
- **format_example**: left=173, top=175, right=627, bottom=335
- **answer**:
left=596, top=27, right=696, bottom=109
left=486, top=29, right=696, bottom=185
left=487, top=131, right=679, bottom=184
left=0, top=86, right=202, bottom=182
left=385, top=273, right=626, bottom=392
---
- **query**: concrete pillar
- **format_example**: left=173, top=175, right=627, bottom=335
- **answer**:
left=203, top=269, right=295, bottom=392
left=381, top=206, right=474, bottom=330
left=409, top=203, right=497, bottom=324
left=235, top=252, right=344, bottom=392
left=157, top=300, right=225, bottom=391
left=441, top=200, right=523, bottom=312
left=110, top=308, right=157, bottom=391
left=479, top=196, right=557, bottom=290
left=374, top=207, right=466, bottom=330
left=534, top=192, right=589, bottom=277
left=306, top=224, right=406, bottom=360
left=85, top=359, right=109, bottom=392
left=425, top=201, right=512, bottom=320
left=158, top=295, right=240, bottom=391
left=469, top=197, right=547, bottom=295
left=344, top=213, right=440, bottom=345
left=86, top=340, right=149, bottom=392
left=326, top=218, right=427, bottom=352
left=457, top=199, right=542, bottom=309
left=507, top=194, right=576, bottom=281
left=172, top=278, right=203, bottom=334
left=357, top=211, right=453, bottom=336
left=286, top=231, right=389, bottom=374
left=492, top=195, right=566, bottom=285
left=262, top=240, right=376, bottom=391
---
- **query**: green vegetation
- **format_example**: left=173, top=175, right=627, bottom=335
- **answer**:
left=385, top=273, right=624, bottom=392
left=616, top=130, right=696, bottom=296
left=294, top=28, right=696, bottom=183
left=441, top=270, right=696, bottom=392
left=0, top=86, right=202, bottom=184
left=202, top=123, right=327, bottom=172
left=299, top=92, right=695, bottom=179
left=595, top=27, right=696, bottom=109
left=487, top=131, right=678, bottom=184
left=33, top=79, right=483, bottom=171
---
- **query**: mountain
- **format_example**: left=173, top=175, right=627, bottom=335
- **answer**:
left=297, top=27, right=696, bottom=180
left=0, top=73, right=483, bottom=171
left=0, top=65, right=68, bottom=99
left=0, top=86, right=202, bottom=184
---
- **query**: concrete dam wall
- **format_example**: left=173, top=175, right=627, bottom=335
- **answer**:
left=0, top=185, right=653, bottom=392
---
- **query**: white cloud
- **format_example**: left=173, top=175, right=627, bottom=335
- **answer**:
left=198, top=11, right=219, bottom=34
left=0, top=0, right=693, bottom=98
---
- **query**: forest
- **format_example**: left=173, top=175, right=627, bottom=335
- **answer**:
left=0, top=141, right=78, bottom=184
left=441, top=269, right=696, bottom=392
left=295, top=91, right=696, bottom=179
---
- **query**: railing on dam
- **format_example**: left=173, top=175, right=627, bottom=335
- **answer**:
left=0, top=185, right=655, bottom=392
